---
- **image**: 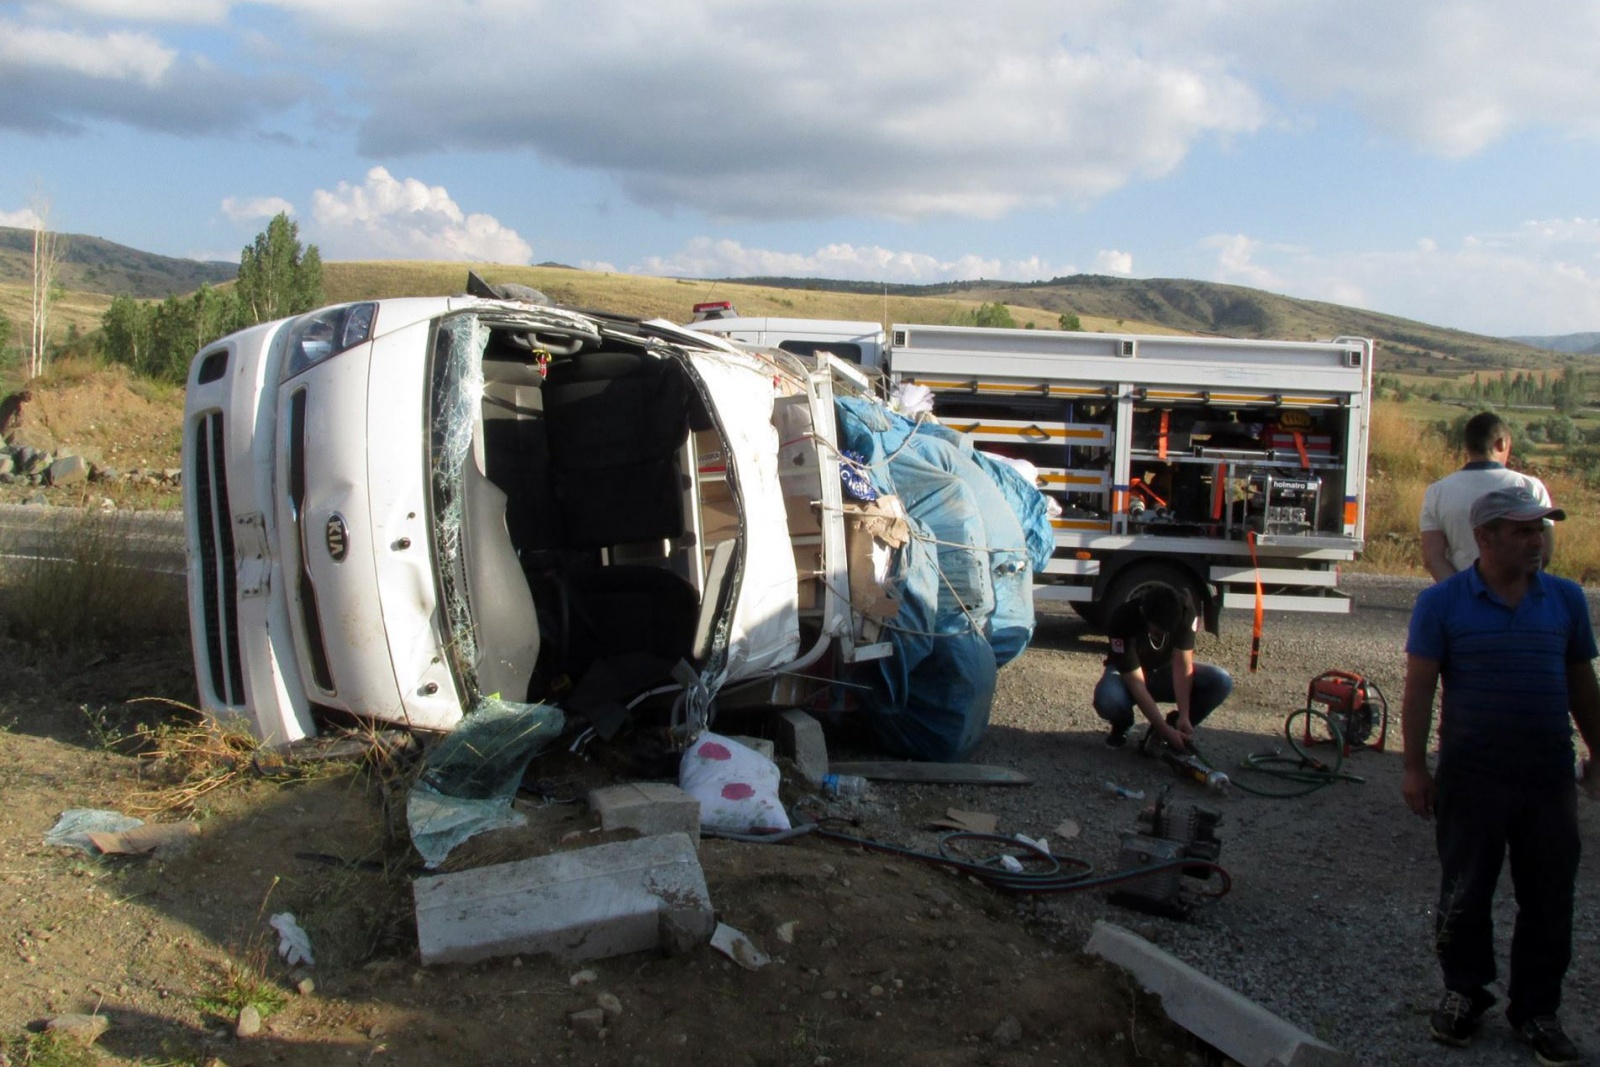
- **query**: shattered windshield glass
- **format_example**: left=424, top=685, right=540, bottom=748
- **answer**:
left=427, top=314, right=489, bottom=699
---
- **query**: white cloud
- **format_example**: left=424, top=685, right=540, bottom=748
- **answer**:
left=1094, top=250, right=1134, bottom=275
left=629, top=237, right=1064, bottom=284
left=308, top=167, right=532, bottom=263
left=15, top=2, right=1600, bottom=222
left=1203, top=234, right=1288, bottom=292
left=1203, top=218, right=1600, bottom=335
left=315, top=2, right=1266, bottom=221
left=1084, top=1, right=1600, bottom=158
left=0, top=21, right=174, bottom=85
left=48, top=0, right=232, bottom=22
left=221, top=195, right=295, bottom=223
left=0, top=207, right=44, bottom=229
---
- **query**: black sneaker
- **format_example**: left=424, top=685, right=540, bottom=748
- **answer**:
left=1430, top=989, right=1496, bottom=1047
left=1105, top=723, right=1130, bottom=748
left=1513, top=1015, right=1582, bottom=1067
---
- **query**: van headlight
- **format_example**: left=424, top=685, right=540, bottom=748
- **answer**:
left=279, top=303, right=377, bottom=381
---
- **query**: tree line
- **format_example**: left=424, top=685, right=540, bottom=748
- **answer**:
left=98, top=213, right=324, bottom=384
left=1378, top=366, right=1590, bottom=413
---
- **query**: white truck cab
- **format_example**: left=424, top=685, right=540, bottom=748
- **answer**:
left=685, top=309, right=888, bottom=371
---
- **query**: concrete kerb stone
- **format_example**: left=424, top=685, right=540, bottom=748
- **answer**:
left=775, top=709, right=828, bottom=785
left=587, top=782, right=701, bottom=841
left=1085, top=921, right=1357, bottom=1067
left=413, top=832, right=712, bottom=966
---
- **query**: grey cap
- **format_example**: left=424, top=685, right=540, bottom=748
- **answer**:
left=1469, top=485, right=1565, bottom=528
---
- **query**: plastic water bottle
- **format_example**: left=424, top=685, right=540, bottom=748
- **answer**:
left=821, top=773, right=868, bottom=797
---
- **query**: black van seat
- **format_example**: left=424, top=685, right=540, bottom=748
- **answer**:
left=480, top=359, right=558, bottom=553
left=543, top=351, right=689, bottom=550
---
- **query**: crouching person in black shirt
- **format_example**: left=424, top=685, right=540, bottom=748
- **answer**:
left=1093, top=586, right=1233, bottom=750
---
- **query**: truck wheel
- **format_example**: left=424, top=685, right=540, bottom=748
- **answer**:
left=1099, top=563, right=1203, bottom=628
left=1069, top=601, right=1104, bottom=629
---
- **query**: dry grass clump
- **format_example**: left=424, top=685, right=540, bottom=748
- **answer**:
left=123, top=702, right=260, bottom=816
left=0, top=508, right=187, bottom=647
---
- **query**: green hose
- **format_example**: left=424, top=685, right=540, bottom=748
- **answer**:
left=1193, top=707, right=1367, bottom=798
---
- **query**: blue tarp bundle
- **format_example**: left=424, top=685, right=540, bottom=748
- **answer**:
left=834, top=398, right=1053, bottom=761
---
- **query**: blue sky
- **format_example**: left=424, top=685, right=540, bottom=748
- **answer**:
left=4, top=1, right=1600, bottom=337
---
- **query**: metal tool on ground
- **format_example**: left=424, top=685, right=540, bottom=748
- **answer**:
left=1107, top=788, right=1225, bottom=920
left=1137, top=721, right=1231, bottom=793
left=825, top=761, right=1032, bottom=786
left=1159, top=748, right=1230, bottom=794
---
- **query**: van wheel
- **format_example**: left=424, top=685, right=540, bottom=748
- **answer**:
left=1100, top=563, right=1202, bottom=628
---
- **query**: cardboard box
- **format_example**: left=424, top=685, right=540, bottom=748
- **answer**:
left=699, top=481, right=739, bottom=543
left=843, top=498, right=909, bottom=622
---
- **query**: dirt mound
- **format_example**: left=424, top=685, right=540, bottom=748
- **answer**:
left=1, top=364, right=184, bottom=472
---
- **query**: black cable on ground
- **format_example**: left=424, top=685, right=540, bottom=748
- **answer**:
left=703, top=822, right=1230, bottom=901
left=1193, top=707, right=1366, bottom=799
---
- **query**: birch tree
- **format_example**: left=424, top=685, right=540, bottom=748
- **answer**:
left=26, top=194, right=63, bottom=380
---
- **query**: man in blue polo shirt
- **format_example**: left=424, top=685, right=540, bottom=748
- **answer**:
left=1402, top=485, right=1600, bottom=1066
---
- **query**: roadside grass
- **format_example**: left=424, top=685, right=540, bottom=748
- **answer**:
left=194, top=878, right=291, bottom=1023
left=0, top=1029, right=101, bottom=1067
left=0, top=507, right=187, bottom=648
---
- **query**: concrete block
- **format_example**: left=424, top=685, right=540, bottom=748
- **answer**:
left=414, top=832, right=711, bottom=966
left=1085, top=921, right=1356, bottom=1067
left=727, top=735, right=776, bottom=760
left=775, top=708, right=828, bottom=784
left=588, top=782, right=700, bottom=840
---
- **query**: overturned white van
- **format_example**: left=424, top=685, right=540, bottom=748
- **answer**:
left=183, top=291, right=887, bottom=742
left=182, top=286, right=1049, bottom=761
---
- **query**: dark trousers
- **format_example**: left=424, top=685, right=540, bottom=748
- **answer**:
left=1434, top=770, right=1581, bottom=1022
left=1092, top=663, right=1233, bottom=731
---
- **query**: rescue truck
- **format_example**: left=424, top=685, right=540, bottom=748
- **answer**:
left=687, top=305, right=1372, bottom=629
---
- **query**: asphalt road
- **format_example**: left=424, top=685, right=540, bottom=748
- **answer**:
left=0, top=503, right=185, bottom=574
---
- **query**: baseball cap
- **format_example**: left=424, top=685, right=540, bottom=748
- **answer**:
left=1469, top=485, right=1565, bottom=528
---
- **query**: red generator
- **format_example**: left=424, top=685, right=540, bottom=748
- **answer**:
left=1301, top=670, right=1388, bottom=755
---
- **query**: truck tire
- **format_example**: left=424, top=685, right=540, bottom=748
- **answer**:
left=1099, top=562, right=1204, bottom=630
left=1069, top=601, right=1104, bottom=629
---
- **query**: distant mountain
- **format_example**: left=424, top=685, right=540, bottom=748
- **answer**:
left=1508, top=332, right=1600, bottom=355
left=733, top=274, right=1565, bottom=375
left=0, top=227, right=236, bottom=299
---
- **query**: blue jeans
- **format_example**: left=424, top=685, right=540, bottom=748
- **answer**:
left=1092, top=663, right=1233, bottom=732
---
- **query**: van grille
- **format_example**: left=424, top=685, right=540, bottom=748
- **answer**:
left=193, top=411, right=245, bottom=705
left=288, top=389, right=336, bottom=692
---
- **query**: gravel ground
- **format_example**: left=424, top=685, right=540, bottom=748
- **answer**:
left=841, top=572, right=1600, bottom=1067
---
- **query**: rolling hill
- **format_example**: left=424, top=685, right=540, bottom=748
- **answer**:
left=1511, top=332, right=1600, bottom=355
left=734, top=274, right=1565, bottom=376
left=0, top=226, right=236, bottom=299
left=0, top=226, right=1585, bottom=381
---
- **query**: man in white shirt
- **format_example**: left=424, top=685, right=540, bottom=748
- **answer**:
left=1420, top=412, right=1553, bottom=581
